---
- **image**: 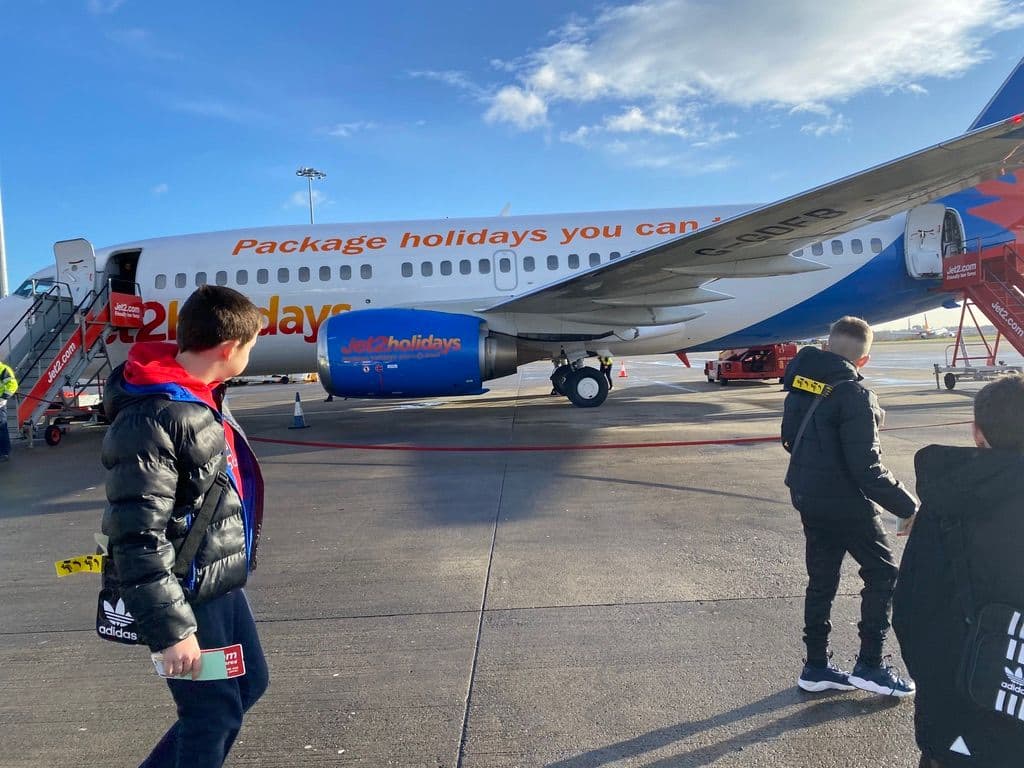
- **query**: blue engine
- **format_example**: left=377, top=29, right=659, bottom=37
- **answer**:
left=316, top=309, right=518, bottom=398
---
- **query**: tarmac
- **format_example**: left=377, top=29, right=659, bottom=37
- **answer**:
left=0, top=339, right=1009, bottom=767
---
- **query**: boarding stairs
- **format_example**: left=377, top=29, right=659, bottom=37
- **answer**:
left=1, top=280, right=127, bottom=446
left=934, top=241, right=1024, bottom=388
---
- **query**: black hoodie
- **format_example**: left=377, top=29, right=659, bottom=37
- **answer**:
left=781, top=346, right=916, bottom=520
left=893, top=445, right=1024, bottom=766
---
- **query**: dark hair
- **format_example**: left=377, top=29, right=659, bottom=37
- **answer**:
left=974, top=374, right=1024, bottom=451
left=176, top=285, right=262, bottom=353
left=828, top=316, right=873, bottom=362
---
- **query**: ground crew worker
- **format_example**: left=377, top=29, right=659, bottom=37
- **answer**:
left=599, top=356, right=614, bottom=390
left=0, top=360, right=18, bottom=462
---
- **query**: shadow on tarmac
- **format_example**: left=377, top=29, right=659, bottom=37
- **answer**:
left=546, top=688, right=900, bottom=768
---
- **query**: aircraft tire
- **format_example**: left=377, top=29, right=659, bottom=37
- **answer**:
left=566, top=367, right=608, bottom=408
left=944, top=373, right=957, bottom=390
left=550, top=365, right=572, bottom=396
left=45, top=424, right=62, bottom=446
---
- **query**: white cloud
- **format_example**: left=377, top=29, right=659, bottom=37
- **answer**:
left=88, top=0, right=126, bottom=13
left=151, top=183, right=169, bottom=196
left=800, top=112, right=850, bottom=137
left=484, top=86, right=548, bottom=130
left=327, top=121, right=377, bottom=138
left=483, top=0, right=1024, bottom=140
left=285, top=189, right=327, bottom=210
left=409, top=70, right=482, bottom=95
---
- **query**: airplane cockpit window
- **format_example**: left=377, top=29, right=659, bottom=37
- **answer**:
left=13, top=278, right=55, bottom=297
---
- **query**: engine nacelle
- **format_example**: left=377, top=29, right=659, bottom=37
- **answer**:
left=316, top=309, right=518, bottom=398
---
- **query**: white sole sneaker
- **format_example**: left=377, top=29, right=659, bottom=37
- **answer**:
left=797, top=678, right=856, bottom=692
left=848, top=675, right=915, bottom=697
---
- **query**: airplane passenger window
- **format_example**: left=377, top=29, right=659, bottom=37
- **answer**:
left=175, top=273, right=187, bottom=288
left=298, top=267, right=310, bottom=283
left=360, top=265, right=372, bottom=279
left=478, top=259, right=491, bottom=274
left=831, top=240, right=843, bottom=255
left=610, top=251, right=621, bottom=260
left=871, top=238, right=883, bottom=253
left=589, top=253, right=601, bottom=267
left=459, top=259, right=471, bottom=275
left=421, top=262, right=433, bottom=277
left=851, top=239, right=863, bottom=254
left=195, top=272, right=207, bottom=286
left=811, top=243, right=824, bottom=256
left=547, top=255, right=558, bottom=270
left=278, top=268, right=289, bottom=283
left=216, top=270, right=228, bottom=286
left=440, top=260, right=452, bottom=276
left=257, top=269, right=269, bottom=285
left=523, top=256, right=535, bottom=272
left=237, top=270, right=249, bottom=286
left=499, top=257, right=511, bottom=273
left=401, top=262, right=413, bottom=278
left=319, top=266, right=331, bottom=281
left=568, top=254, right=579, bottom=269
left=155, top=274, right=167, bottom=289
left=340, top=265, right=352, bottom=280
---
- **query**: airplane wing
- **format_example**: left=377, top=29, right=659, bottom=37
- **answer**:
left=481, top=115, right=1024, bottom=318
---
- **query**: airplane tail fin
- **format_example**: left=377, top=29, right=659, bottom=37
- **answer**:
left=968, top=57, right=1024, bottom=131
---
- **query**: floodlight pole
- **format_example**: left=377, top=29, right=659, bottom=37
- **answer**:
left=0, top=183, right=7, bottom=297
left=295, top=167, right=327, bottom=225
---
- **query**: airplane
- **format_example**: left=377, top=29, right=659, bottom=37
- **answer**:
left=3, top=57, right=1024, bottom=409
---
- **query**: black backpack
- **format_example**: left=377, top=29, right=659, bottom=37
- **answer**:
left=937, top=510, right=1024, bottom=722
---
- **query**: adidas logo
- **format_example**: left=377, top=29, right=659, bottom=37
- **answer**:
left=103, top=598, right=133, bottom=627
left=1005, top=666, right=1024, bottom=687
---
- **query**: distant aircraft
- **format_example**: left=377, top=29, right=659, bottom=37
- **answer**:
left=3, top=58, right=1024, bottom=408
left=916, top=314, right=955, bottom=338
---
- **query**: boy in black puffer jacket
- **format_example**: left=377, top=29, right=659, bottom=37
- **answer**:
left=102, top=285, right=267, bottom=768
left=782, top=316, right=918, bottom=697
left=894, top=375, right=1024, bottom=767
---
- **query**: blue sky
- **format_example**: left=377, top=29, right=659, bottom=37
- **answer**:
left=2, top=1, right=1023, bottom=328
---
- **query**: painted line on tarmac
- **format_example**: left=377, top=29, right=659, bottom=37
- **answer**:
left=249, top=419, right=972, bottom=453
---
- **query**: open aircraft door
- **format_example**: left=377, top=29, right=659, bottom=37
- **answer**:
left=903, top=204, right=946, bottom=278
left=53, top=238, right=97, bottom=305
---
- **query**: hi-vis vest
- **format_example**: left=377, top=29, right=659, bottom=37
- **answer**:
left=0, top=362, right=17, bottom=398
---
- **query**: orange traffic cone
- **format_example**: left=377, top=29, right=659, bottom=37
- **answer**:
left=288, top=391, right=309, bottom=429
left=618, top=361, right=628, bottom=378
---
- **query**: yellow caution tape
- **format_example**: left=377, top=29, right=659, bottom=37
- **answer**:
left=55, top=554, right=104, bottom=577
left=791, top=375, right=831, bottom=396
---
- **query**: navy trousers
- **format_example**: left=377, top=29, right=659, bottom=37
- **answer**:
left=140, top=589, right=269, bottom=768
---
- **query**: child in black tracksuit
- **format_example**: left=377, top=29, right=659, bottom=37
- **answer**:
left=894, top=375, right=1024, bottom=767
left=102, top=286, right=268, bottom=767
left=782, top=316, right=918, bottom=697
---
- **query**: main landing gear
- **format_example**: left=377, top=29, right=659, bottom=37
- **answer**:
left=550, top=363, right=609, bottom=408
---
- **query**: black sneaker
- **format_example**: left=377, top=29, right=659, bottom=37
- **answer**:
left=797, top=660, right=855, bottom=692
left=849, top=661, right=915, bottom=697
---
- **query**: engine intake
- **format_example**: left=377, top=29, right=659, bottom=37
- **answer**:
left=316, top=308, right=517, bottom=398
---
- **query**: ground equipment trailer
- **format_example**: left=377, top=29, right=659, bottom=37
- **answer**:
left=704, top=343, right=798, bottom=385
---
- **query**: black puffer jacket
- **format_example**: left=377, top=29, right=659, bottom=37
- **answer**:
left=101, top=348, right=264, bottom=652
left=893, top=445, right=1024, bottom=765
left=781, top=346, right=916, bottom=519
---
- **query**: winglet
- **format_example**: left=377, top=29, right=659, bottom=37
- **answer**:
left=968, top=56, right=1024, bottom=131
